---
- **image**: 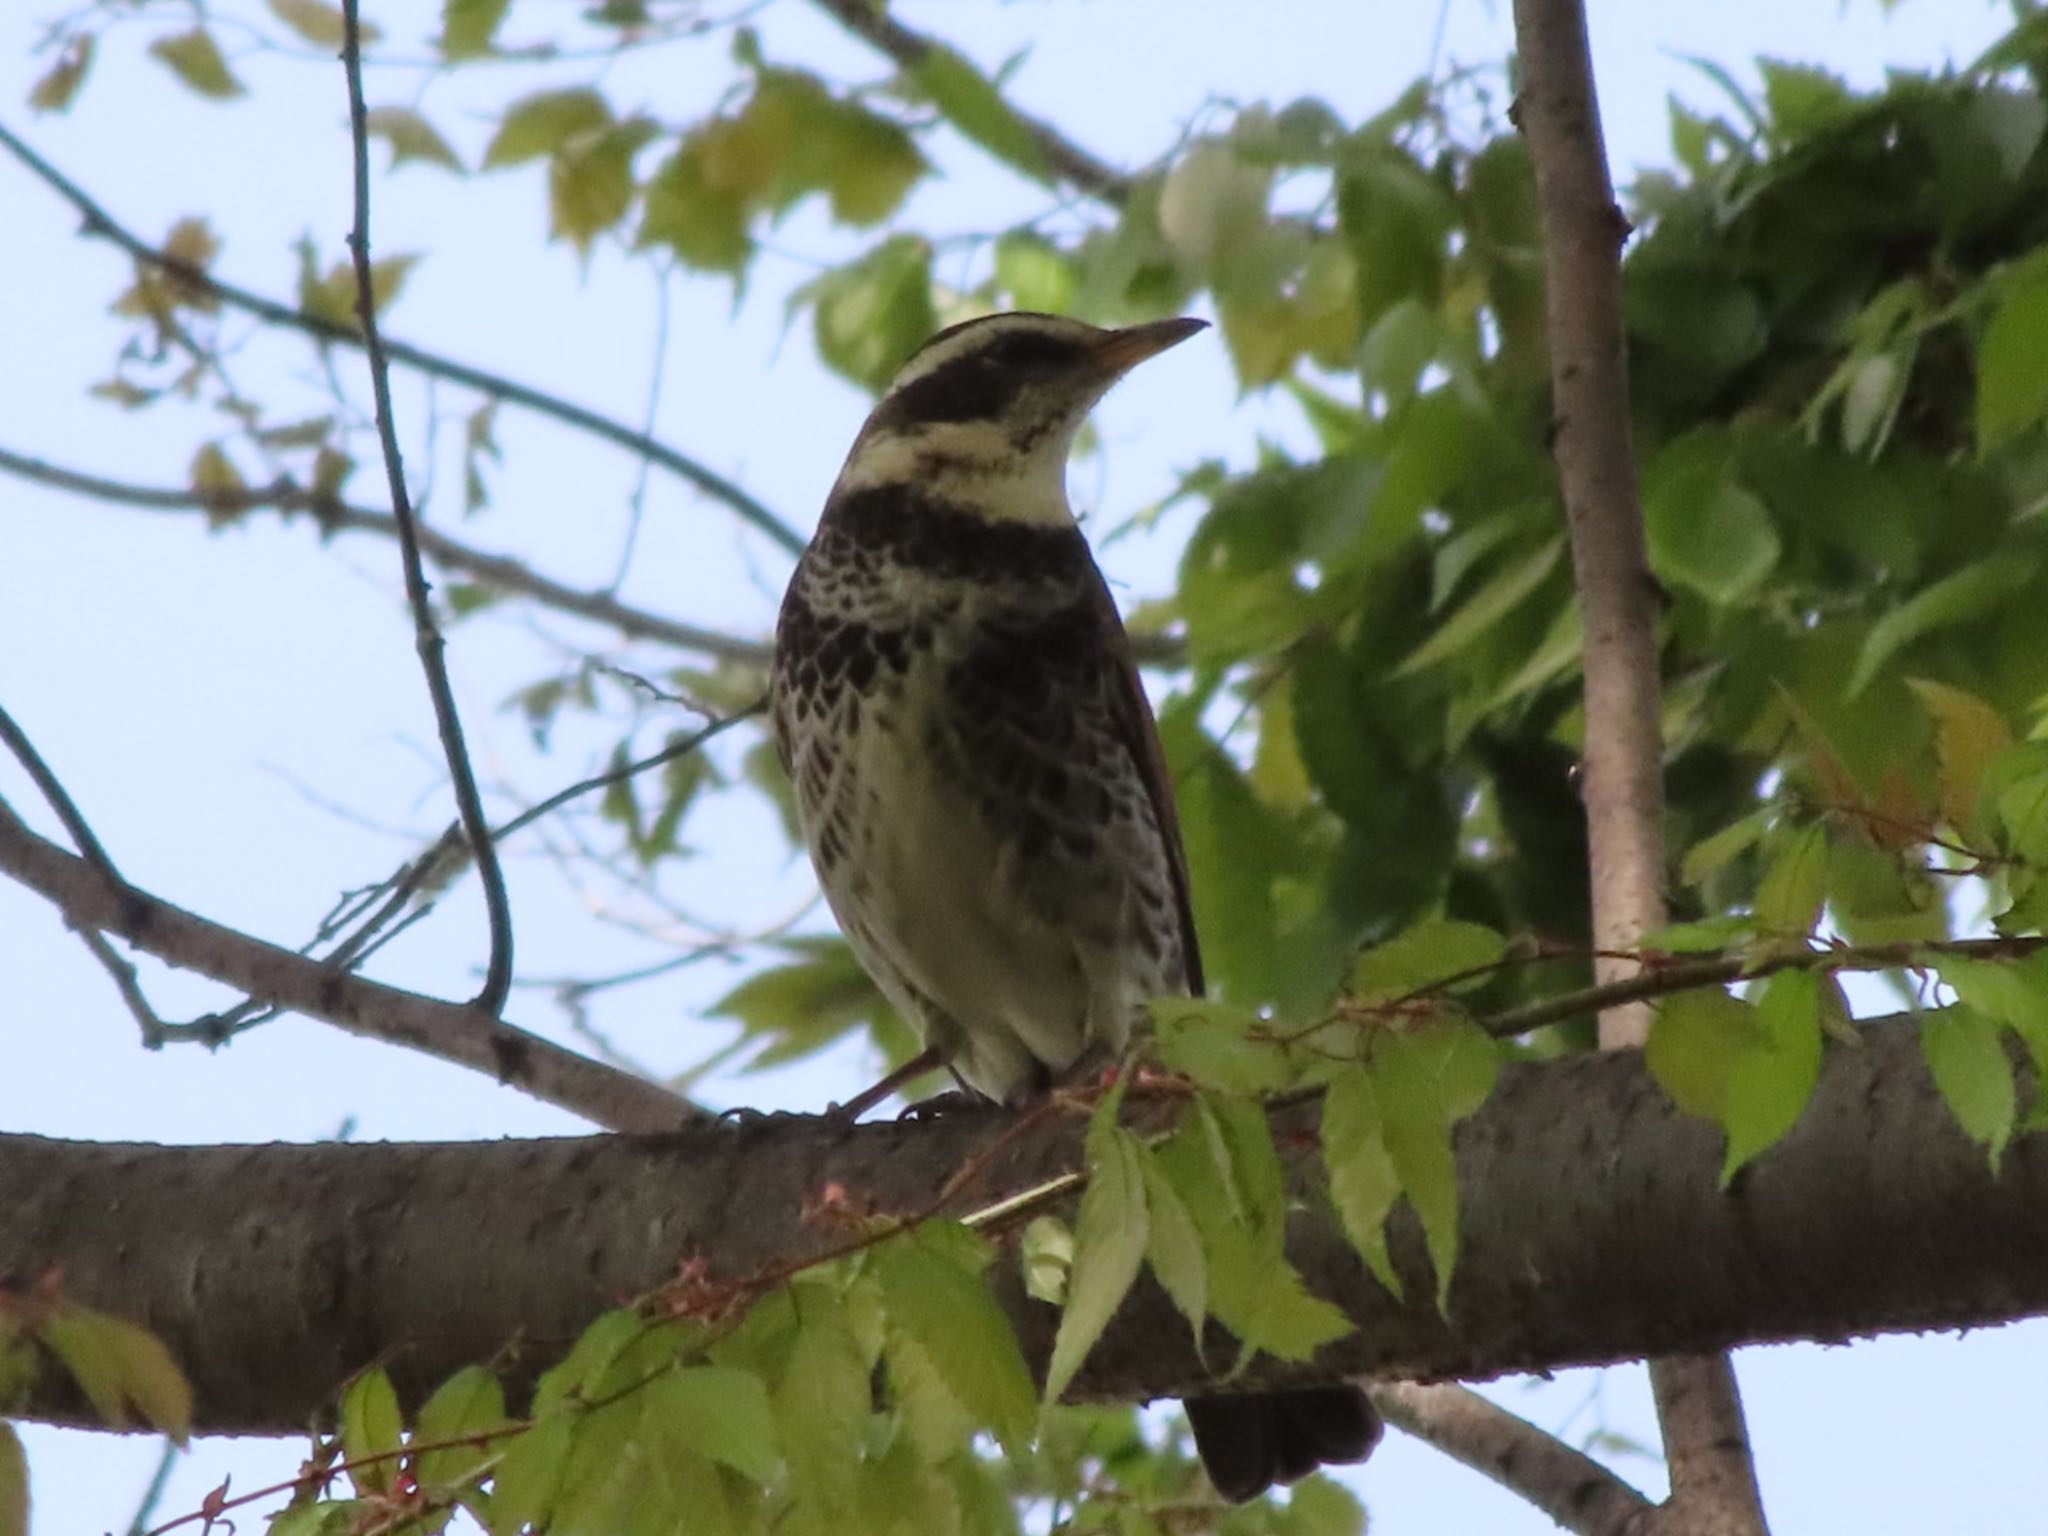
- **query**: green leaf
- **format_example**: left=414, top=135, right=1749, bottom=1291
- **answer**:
left=364, top=107, right=464, bottom=173
left=29, top=35, right=93, bottom=114
left=1351, top=920, right=1508, bottom=1002
left=1720, top=970, right=1825, bottom=1182
left=552, top=121, right=659, bottom=250
left=1754, top=824, right=1829, bottom=934
left=0, top=1425, right=24, bottom=1536
left=147, top=29, right=245, bottom=100
left=1921, top=1006, right=2017, bottom=1167
left=1978, top=258, right=2048, bottom=449
left=640, top=1367, right=778, bottom=1484
left=1321, top=1068, right=1403, bottom=1297
left=1045, top=1101, right=1151, bottom=1405
left=775, top=1286, right=869, bottom=1516
left=909, top=46, right=1050, bottom=184
left=533, top=1307, right=645, bottom=1415
left=1848, top=555, right=2037, bottom=696
left=800, top=236, right=937, bottom=391
left=267, top=0, right=365, bottom=47
left=1370, top=1020, right=1496, bottom=1305
left=875, top=1225, right=1036, bottom=1454
left=340, top=1367, right=404, bottom=1495
left=1680, top=807, right=1775, bottom=889
left=639, top=136, right=755, bottom=274
left=415, top=1364, right=507, bottom=1494
left=441, top=0, right=512, bottom=58
left=488, top=1414, right=575, bottom=1536
left=1392, top=538, right=1562, bottom=675
left=1647, top=990, right=1758, bottom=1120
left=38, top=1307, right=191, bottom=1440
left=994, top=231, right=1078, bottom=314
left=1137, top=1146, right=1207, bottom=1340
left=1646, top=466, right=1781, bottom=604
left=484, top=89, right=613, bottom=169
left=1148, top=997, right=1289, bottom=1093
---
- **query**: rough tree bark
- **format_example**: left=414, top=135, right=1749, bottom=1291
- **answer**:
left=5, top=1020, right=2042, bottom=1439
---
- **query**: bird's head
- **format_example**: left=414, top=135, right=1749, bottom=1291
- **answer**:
left=832, top=311, right=1207, bottom=526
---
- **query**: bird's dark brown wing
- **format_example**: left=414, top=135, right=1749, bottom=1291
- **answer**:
left=1084, top=564, right=1205, bottom=998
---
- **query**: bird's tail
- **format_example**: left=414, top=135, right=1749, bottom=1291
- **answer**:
left=1185, top=1386, right=1382, bottom=1504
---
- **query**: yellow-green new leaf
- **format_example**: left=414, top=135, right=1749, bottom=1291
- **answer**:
left=1921, top=1006, right=2017, bottom=1168
left=1647, top=990, right=1758, bottom=1120
left=1371, top=1020, right=1497, bottom=1306
left=1720, top=969, right=1825, bottom=1183
left=1908, top=679, right=2012, bottom=838
left=1321, top=1068, right=1403, bottom=1297
left=874, top=1225, right=1036, bottom=1454
left=487, top=1415, right=574, bottom=1536
left=1045, top=1107, right=1151, bottom=1406
left=340, top=1367, right=404, bottom=1495
left=415, top=1364, right=507, bottom=1494
left=442, top=0, right=512, bottom=58
left=775, top=1288, right=868, bottom=1516
left=909, top=46, right=1050, bottom=184
left=39, top=1307, right=192, bottom=1441
left=268, top=0, right=370, bottom=48
left=640, top=1367, right=779, bottom=1485
left=1351, top=920, right=1507, bottom=1001
left=148, top=30, right=245, bottom=100
left=485, top=89, right=612, bottom=169
left=1138, top=1144, right=1207, bottom=1340
left=1755, top=824, right=1829, bottom=935
left=364, top=107, right=464, bottom=173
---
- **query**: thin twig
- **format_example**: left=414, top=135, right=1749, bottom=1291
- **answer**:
left=77, top=928, right=169, bottom=1049
left=0, top=699, right=123, bottom=882
left=0, top=119, right=805, bottom=556
left=1371, top=1381, right=1653, bottom=1536
left=1512, top=0, right=1768, bottom=1529
left=0, top=445, right=773, bottom=664
left=0, top=792, right=705, bottom=1130
left=341, top=0, right=514, bottom=1015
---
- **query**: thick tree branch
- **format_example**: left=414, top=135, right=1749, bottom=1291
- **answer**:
left=1512, top=1, right=1765, bottom=1529
left=0, top=120, right=805, bottom=558
left=4, top=1020, right=2040, bottom=1437
left=0, top=797, right=703, bottom=1132
left=0, top=446, right=773, bottom=665
left=342, top=1, right=513, bottom=1018
left=1370, top=1382, right=1653, bottom=1536
left=804, top=0, right=1136, bottom=205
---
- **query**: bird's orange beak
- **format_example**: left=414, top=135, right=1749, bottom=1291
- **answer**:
left=1089, top=316, right=1209, bottom=377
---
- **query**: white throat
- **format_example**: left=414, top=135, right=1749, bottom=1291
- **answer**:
left=832, top=418, right=1083, bottom=528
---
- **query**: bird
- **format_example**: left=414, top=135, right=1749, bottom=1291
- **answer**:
left=769, top=309, right=1381, bottom=1502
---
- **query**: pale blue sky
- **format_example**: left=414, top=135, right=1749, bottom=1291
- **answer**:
left=0, top=3, right=2030, bottom=1532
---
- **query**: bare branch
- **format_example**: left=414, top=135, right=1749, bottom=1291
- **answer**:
left=0, top=795, right=704, bottom=1131
left=804, top=0, right=1136, bottom=206
left=341, top=1, right=514, bottom=1017
left=1512, top=0, right=1767, bottom=1529
left=0, top=119, right=806, bottom=557
left=0, top=445, right=774, bottom=664
left=1371, top=1381, right=1653, bottom=1536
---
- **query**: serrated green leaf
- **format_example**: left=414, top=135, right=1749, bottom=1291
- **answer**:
left=441, top=0, right=512, bottom=58
left=0, top=1426, right=25, bottom=1536
left=1371, top=1023, right=1494, bottom=1304
left=875, top=1225, right=1036, bottom=1453
left=364, top=107, right=464, bottom=173
left=1148, top=997, right=1289, bottom=1093
left=776, top=1286, right=868, bottom=1516
left=1352, top=920, right=1508, bottom=1002
left=1720, top=970, right=1824, bottom=1182
left=39, top=1307, right=191, bottom=1441
left=1921, top=1006, right=2017, bottom=1167
left=1848, top=555, right=2036, bottom=696
left=639, top=1366, right=778, bottom=1484
left=1320, top=1069, right=1402, bottom=1297
left=415, top=1364, right=506, bottom=1493
left=1646, top=990, right=1759, bottom=1120
left=1646, top=466, right=1781, bottom=604
left=1978, top=259, right=2048, bottom=449
left=1046, top=1101, right=1150, bottom=1405
left=488, top=1414, right=575, bottom=1535
left=1755, top=824, right=1829, bottom=934
left=340, top=1367, right=403, bottom=1494
left=800, top=236, right=936, bottom=390
left=533, top=1308, right=645, bottom=1415
left=485, top=89, right=612, bottom=168
left=1137, top=1146, right=1206, bottom=1340
left=148, top=29, right=244, bottom=100
left=909, top=46, right=1050, bottom=184
left=1681, top=807, right=1775, bottom=888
